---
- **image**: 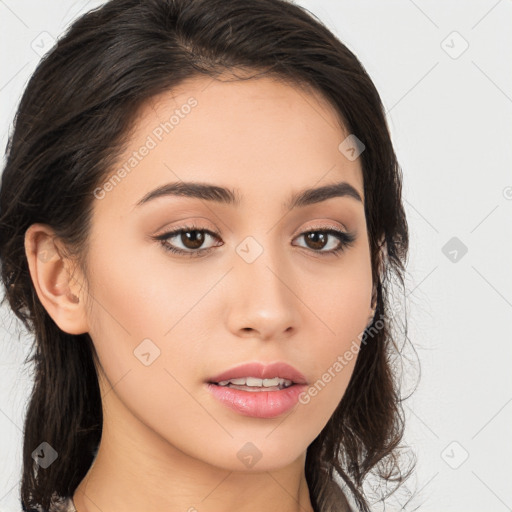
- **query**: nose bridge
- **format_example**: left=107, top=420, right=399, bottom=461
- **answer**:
left=228, top=233, right=298, bottom=337
left=236, top=233, right=289, bottom=303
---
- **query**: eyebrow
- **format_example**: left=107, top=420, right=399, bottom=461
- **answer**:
left=135, top=180, right=363, bottom=210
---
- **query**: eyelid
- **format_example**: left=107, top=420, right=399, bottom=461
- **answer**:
left=295, top=221, right=349, bottom=236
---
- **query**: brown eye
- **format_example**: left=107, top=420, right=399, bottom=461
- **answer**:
left=154, top=225, right=222, bottom=257
left=303, top=232, right=328, bottom=250
left=294, top=228, right=356, bottom=255
left=179, top=230, right=206, bottom=250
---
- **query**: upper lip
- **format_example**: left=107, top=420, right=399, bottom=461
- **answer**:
left=207, top=361, right=307, bottom=385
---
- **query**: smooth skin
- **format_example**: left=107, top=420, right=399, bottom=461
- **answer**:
left=24, top=73, right=377, bottom=512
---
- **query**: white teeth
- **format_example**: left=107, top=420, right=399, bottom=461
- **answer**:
left=217, top=377, right=293, bottom=387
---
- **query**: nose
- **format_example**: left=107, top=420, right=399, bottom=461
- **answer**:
left=224, top=239, right=300, bottom=341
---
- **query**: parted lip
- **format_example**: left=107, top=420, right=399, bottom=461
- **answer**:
left=207, top=361, right=308, bottom=385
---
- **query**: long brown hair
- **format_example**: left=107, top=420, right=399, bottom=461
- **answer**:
left=0, top=0, right=417, bottom=510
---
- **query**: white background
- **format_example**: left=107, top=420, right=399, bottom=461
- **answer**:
left=1, top=1, right=511, bottom=511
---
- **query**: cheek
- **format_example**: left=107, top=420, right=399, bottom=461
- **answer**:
left=313, top=255, right=373, bottom=344
left=85, top=228, right=192, bottom=338
left=303, top=255, right=372, bottom=396
left=84, top=232, right=217, bottom=393
left=85, top=249, right=209, bottom=435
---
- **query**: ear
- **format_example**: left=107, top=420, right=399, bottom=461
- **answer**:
left=24, top=223, right=89, bottom=335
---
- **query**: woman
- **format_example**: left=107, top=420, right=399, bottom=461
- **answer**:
left=0, top=0, right=416, bottom=511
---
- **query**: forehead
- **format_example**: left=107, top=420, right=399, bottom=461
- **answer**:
left=94, top=73, right=364, bottom=215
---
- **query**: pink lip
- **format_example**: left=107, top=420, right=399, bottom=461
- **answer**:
left=205, top=362, right=308, bottom=419
left=207, top=361, right=307, bottom=385
left=205, top=382, right=307, bottom=418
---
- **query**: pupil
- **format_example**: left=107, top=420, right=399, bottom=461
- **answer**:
left=306, top=232, right=326, bottom=250
left=183, top=230, right=204, bottom=249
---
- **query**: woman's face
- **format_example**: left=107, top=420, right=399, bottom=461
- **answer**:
left=81, top=74, right=373, bottom=472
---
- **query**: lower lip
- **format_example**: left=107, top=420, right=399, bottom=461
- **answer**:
left=205, top=382, right=307, bottom=418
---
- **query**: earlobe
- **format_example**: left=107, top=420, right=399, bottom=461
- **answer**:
left=24, top=223, right=89, bottom=335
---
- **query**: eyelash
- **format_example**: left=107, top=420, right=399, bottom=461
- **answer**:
left=153, top=223, right=356, bottom=259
